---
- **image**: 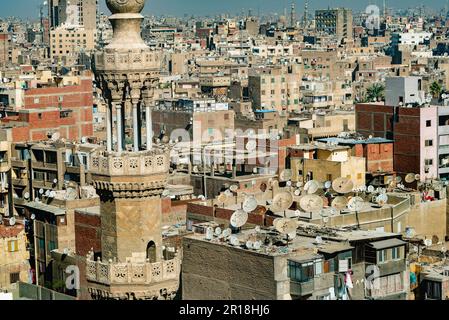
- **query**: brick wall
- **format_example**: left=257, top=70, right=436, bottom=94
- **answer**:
left=74, top=210, right=101, bottom=256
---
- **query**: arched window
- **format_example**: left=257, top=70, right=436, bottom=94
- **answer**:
left=146, top=241, right=157, bottom=263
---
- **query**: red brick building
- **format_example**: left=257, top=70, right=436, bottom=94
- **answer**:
left=355, top=103, right=439, bottom=181
left=1, top=73, right=94, bottom=143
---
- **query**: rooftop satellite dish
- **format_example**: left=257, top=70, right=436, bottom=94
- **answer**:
left=332, top=177, right=354, bottom=194
left=246, top=140, right=257, bottom=151
left=275, top=218, right=297, bottom=235
left=51, top=132, right=61, bottom=142
left=304, top=180, right=320, bottom=194
left=53, top=179, right=58, bottom=184
left=229, top=235, right=240, bottom=246
left=324, top=181, right=332, bottom=189
left=332, top=196, right=348, bottom=210
left=246, top=240, right=254, bottom=249
left=347, top=197, right=364, bottom=212
left=222, top=228, right=232, bottom=238
left=215, top=227, right=222, bottom=236
left=300, top=195, right=324, bottom=212
left=9, top=217, right=16, bottom=226
left=45, top=190, right=51, bottom=197
left=260, top=182, right=268, bottom=193
left=280, top=169, right=293, bottom=182
left=49, top=191, right=56, bottom=198
left=286, top=181, right=292, bottom=187
left=367, top=185, right=375, bottom=193
left=294, top=189, right=301, bottom=196
left=315, top=236, right=323, bottom=244
left=405, top=173, right=416, bottom=184
left=205, top=227, right=214, bottom=240
left=253, top=168, right=258, bottom=174
left=296, top=181, right=303, bottom=188
left=395, top=176, right=402, bottom=183
left=24, top=192, right=30, bottom=200
left=224, top=189, right=233, bottom=197
left=271, top=192, right=294, bottom=212
left=230, top=185, right=239, bottom=192
left=253, top=241, right=262, bottom=250
left=424, top=239, right=432, bottom=247
left=230, top=209, right=249, bottom=228
left=192, top=166, right=199, bottom=173
left=198, top=195, right=206, bottom=201
left=243, top=196, right=258, bottom=213
left=39, top=188, right=44, bottom=195
left=376, top=193, right=388, bottom=206
left=323, top=216, right=329, bottom=223
left=30, top=214, right=36, bottom=220
left=359, top=185, right=367, bottom=192
left=415, top=174, right=421, bottom=181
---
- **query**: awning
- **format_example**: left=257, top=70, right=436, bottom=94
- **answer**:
left=369, top=238, right=406, bottom=250
left=24, top=202, right=66, bottom=216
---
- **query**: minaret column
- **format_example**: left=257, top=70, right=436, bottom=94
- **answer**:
left=106, top=100, right=112, bottom=152
left=145, top=103, right=153, bottom=150
left=132, top=102, right=139, bottom=152
left=115, top=102, right=123, bottom=153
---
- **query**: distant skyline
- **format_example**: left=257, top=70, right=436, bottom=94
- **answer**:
left=0, top=0, right=446, bottom=19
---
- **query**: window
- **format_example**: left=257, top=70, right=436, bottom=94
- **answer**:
left=315, top=260, right=323, bottom=275
left=8, top=240, right=18, bottom=252
left=9, top=272, right=20, bottom=284
left=425, top=140, right=433, bottom=147
left=426, top=120, right=431, bottom=127
left=425, top=159, right=434, bottom=166
left=392, top=247, right=400, bottom=260
left=288, top=260, right=315, bottom=283
left=38, top=113, right=42, bottom=120
left=357, top=173, right=362, bottom=180
left=378, top=250, right=386, bottom=263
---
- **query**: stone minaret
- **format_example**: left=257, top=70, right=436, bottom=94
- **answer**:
left=91, top=0, right=167, bottom=263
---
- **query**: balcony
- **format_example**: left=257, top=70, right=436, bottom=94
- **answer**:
left=290, top=280, right=315, bottom=297
left=11, top=159, right=27, bottom=169
left=439, top=125, right=449, bottom=136
left=89, top=149, right=169, bottom=177
left=86, top=257, right=181, bottom=286
left=32, top=161, right=57, bottom=171
left=377, top=260, right=406, bottom=277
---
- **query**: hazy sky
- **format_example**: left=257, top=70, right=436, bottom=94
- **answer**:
left=0, top=0, right=446, bottom=19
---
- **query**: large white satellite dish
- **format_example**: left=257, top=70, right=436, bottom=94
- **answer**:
left=304, top=180, right=320, bottom=194
left=229, top=235, right=240, bottom=246
left=332, top=177, right=354, bottom=194
left=300, top=195, right=324, bottom=212
left=275, top=218, right=298, bottom=235
left=270, top=192, right=294, bottom=212
left=230, top=209, right=249, bottom=228
left=347, top=197, right=364, bottom=212
left=242, top=196, right=258, bottom=213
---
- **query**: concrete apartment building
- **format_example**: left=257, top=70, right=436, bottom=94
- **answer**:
left=0, top=224, right=30, bottom=290
left=153, top=98, right=235, bottom=144
left=317, top=135, right=395, bottom=185
left=182, top=222, right=407, bottom=300
left=0, top=136, right=12, bottom=220
left=315, top=8, right=353, bottom=42
left=289, top=142, right=366, bottom=187
left=0, top=33, right=11, bottom=69
left=248, top=66, right=302, bottom=113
